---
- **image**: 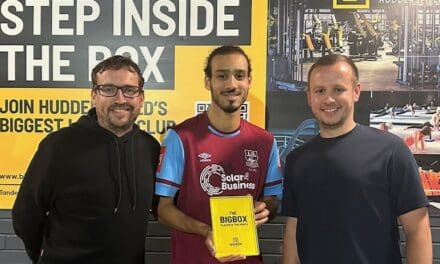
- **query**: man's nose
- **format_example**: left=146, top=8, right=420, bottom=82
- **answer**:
left=324, top=93, right=336, bottom=103
left=225, top=76, right=238, bottom=88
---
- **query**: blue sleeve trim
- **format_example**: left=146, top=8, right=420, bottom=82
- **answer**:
left=264, top=140, right=283, bottom=196
left=155, top=129, right=185, bottom=196
left=155, top=182, right=179, bottom=197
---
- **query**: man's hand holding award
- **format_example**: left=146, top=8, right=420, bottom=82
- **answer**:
left=209, top=196, right=260, bottom=261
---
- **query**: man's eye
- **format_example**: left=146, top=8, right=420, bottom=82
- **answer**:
left=236, top=74, right=246, bottom=80
left=124, top=87, right=138, bottom=95
left=102, top=86, right=116, bottom=93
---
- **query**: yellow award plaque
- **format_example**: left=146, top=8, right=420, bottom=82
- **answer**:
left=209, top=196, right=259, bottom=258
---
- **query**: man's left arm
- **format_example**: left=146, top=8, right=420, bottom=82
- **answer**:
left=389, top=141, right=432, bottom=264
left=255, top=139, right=283, bottom=226
left=254, top=196, right=278, bottom=226
left=399, top=207, right=432, bottom=264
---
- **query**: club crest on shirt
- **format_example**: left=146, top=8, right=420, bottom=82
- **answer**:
left=198, top=152, right=211, bottom=162
left=244, top=149, right=258, bottom=169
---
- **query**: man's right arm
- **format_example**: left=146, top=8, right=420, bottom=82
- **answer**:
left=282, top=217, right=300, bottom=264
left=157, top=197, right=245, bottom=262
left=12, top=137, right=54, bottom=263
left=155, top=129, right=208, bottom=235
left=155, top=128, right=216, bottom=255
left=12, top=194, right=46, bottom=263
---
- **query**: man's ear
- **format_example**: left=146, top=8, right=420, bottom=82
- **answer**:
left=204, top=76, right=211, bottom=91
left=91, top=89, right=97, bottom=107
left=354, top=83, right=361, bottom=102
left=306, top=89, right=311, bottom=107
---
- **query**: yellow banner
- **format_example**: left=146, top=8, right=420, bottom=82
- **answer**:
left=0, top=1, right=267, bottom=209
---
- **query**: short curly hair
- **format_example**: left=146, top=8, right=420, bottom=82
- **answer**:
left=204, top=46, right=252, bottom=78
left=91, top=55, right=144, bottom=88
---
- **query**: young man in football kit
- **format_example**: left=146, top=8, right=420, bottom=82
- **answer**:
left=155, top=46, right=283, bottom=263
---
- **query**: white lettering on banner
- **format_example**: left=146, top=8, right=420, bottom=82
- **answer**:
left=53, top=46, right=75, bottom=81
left=121, top=0, right=150, bottom=36
left=0, top=0, right=249, bottom=88
left=25, top=0, right=49, bottom=35
left=140, top=46, right=164, bottom=82
left=26, top=45, right=50, bottom=81
left=76, top=0, right=100, bottom=35
left=178, top=0, right=186, bottom=36
left=113, top=0, right=122, bottom=35
left=113, top=0, right=239, bottom=37
left=0, top=45, right=23, bottom=80
left=88, top=46, right=112, bottom=68
left=52, top=0, right=74, bottom=35
left=52, top=0, right=100, bottom=36
left=152, top=0, right=175, bottom=37
left=0, top=45, right=164, bottom=83
left=0, top=45, right=75, bottom=81
left=0, top=0, right=24, bottom=36
left=0, top=0, right=100, bottom=36
left=0, top=0, right=241, bottom=37
left=88, top=45, right=164, bottom=83
left=190, top=0, right=213, bottom=36
left=217, top=0, right=239, bottom=36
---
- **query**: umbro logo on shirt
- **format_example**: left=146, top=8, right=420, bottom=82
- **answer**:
left=198, top=152, right=211, bottom=162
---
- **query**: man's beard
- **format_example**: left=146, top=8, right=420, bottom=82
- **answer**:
left=210, top=86, right=247, bottom=114
left=318, top=106, right=350, bottom=130
left=107, top=103, right=137, bottom=132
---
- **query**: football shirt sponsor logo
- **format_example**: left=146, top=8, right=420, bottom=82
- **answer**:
left=200, top=164, right=255, bottom=196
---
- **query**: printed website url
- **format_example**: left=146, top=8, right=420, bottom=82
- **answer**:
left=0, top=174, right=24, bottom=180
